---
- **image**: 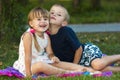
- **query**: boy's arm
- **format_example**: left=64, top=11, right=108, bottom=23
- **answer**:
left=73, top=46, right=83, bottom=64
left=64, top=27, right=83, bottom=64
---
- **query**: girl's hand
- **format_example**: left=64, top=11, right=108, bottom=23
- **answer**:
left=25, top=74, right=32, bottom=79
left=26, top=72, right=32, bottom=78
left=51, top=56, right=60, bottom=63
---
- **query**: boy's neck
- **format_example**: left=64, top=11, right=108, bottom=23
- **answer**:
left=49, top=24, right=61, bottom=35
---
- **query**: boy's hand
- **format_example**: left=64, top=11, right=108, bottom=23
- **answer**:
left=51, top=56, right=60, bottom=63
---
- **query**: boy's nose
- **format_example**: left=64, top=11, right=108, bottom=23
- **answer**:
left=52, top=13, right=56, bottom=16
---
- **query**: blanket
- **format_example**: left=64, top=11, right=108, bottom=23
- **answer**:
left=0, top=67, right=112, bottom=79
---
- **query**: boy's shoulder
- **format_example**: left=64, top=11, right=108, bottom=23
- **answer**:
left=61, top=26, right=73, bottom=31
left=60, top=26, right=74, bottom=32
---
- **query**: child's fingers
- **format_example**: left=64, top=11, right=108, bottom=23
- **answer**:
left=52, top=57, right=60, bottom=63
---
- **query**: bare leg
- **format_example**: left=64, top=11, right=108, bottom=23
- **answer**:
left=91, top=55, right=120, bottom=70
left=101, top=66, right=120, bottom=72
left=51, top=61, right=96, bottom=72
left=31, top=61, right=70, bottom=75
left=116, top=61, right=120, bottom=64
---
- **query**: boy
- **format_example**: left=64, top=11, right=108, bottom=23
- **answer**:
left=48, top=4, right=120, bottom=72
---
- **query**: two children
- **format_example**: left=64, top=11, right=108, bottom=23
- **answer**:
left=13, top=7, right=98, bottom=77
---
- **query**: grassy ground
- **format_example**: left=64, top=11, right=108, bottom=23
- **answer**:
left=0, top=32, right=120, bottom=80
left=77, top=32, right=120, bottom=55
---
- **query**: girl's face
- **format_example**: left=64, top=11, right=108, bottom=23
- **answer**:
left=29, top=17, right=49, bottom=32
left=50, top=6, right=66, bottom=26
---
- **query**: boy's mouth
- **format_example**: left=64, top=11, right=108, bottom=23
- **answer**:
left=51, top=17, right=56, bottom=20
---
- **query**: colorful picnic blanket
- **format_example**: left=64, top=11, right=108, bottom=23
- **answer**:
left=0, top=67, right=24, bottom=78
left=0, top=66, right=113, bottom=79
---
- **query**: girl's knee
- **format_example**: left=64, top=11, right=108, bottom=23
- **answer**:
left=32, top=62, right=45, bottom=74
left=32, top=62, right=44, bottom=69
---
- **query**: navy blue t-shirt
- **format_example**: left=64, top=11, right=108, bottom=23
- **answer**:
left=49, top=26, right=83, bottom=62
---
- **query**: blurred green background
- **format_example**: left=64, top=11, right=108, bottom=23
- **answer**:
left=0, top=0, right=120, bottom=43
left=0, top=1, right=120, bottom=79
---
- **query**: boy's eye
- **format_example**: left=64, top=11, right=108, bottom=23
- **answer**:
left=44, top=18, right=48, bottom=21
left=50, top=12, right=54, bottom=14
left=57, top=14, right=61, bottom=16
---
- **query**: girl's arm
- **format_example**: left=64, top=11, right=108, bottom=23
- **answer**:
left=23, top=32, right=32, bottom=77
left=45, top=34, right=60, bottom=63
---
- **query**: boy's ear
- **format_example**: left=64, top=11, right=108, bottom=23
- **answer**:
left=62, top=21, right=68, bottom=26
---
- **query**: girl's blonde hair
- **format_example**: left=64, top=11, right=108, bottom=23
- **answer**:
left=28, top=7, right=49, bottom=52
left=51, top=4, right=70, bottom=22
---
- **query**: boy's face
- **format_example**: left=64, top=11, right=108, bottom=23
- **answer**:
left=50, top=6, right=66, bottom=26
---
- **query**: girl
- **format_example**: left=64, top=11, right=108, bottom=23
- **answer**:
left=13, top=7, right=97, bottom=77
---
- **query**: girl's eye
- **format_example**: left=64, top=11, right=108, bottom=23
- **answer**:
left=44, top=18, right=48, bottom=21
left=37, top=18, right=41, bottom=21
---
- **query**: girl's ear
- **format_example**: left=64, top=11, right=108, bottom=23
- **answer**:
left=29, top=21, right=33, bottom=27
left=62, top=21, right=68, bottom=26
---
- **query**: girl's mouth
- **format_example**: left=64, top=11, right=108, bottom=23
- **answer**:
left=39, top=24, right=47, bottom=28
left=39, top=25, right=46, bottom=28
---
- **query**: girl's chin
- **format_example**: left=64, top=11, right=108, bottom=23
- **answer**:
left=39, top=27, right=48, bottom=32
left=42, top=29, right=48, bottom=32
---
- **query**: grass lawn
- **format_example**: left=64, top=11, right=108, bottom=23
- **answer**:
left=0, top=32, right=120, bottom=80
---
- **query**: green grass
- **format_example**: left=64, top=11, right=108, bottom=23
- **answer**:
left=76, top=32, right=120, bottom=55
left=0, top=32, right=120, bottom=79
